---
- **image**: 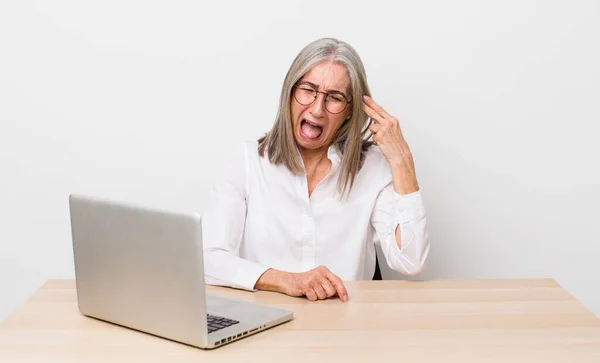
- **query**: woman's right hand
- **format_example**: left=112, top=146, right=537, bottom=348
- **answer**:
left=289, top=266, right=349, bottom=302
left=256, top=266, right=349, bottom=302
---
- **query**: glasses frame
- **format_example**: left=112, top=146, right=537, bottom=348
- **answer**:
left=292, top=83, right=352, bottom=115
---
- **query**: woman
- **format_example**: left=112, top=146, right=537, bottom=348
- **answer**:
left=202, top=38, right=429, bottom=302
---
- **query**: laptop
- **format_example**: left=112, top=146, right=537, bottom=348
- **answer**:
left=68, top=194, right=293, bottom=349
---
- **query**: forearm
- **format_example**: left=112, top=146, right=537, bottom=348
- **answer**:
left=387, top=193, right=429, bottom=275
left=371, top=177, right=428, bottom=273
left=390, top=162, right=419, bottom=249
left=390, top=163, right=419, bottom=196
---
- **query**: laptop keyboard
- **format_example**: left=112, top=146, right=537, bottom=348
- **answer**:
left=207, top=314, right=240, bottom=334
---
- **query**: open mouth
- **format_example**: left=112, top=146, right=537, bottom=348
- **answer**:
left=300, top=119, right=323, bottom=140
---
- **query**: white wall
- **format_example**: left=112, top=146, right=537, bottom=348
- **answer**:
left=1, top=0, right=599, bottom=321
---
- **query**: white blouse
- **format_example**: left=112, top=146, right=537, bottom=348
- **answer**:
left=202, top=141, right=430, bottom=290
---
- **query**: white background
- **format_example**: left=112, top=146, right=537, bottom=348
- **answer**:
left=1, top=0, right=599, bottom=321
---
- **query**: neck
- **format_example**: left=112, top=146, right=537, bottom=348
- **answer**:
left=298, top=146, right=329, bottom=165
left=298, top=145, right=329, bottom=177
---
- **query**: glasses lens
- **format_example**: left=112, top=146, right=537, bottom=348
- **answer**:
left=293, top=85, right=349, bottom=114
left=325, top=94, right=348, bottom=114
left=294, top=86, right=316, bottom=105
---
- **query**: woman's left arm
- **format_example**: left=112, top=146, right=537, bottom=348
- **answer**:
left=364, top=95, right=430, bottom=274
left=363, top=95, right=419, bottom=197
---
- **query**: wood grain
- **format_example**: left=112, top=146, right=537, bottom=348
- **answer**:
left=1, top=279, right=599, bottom=362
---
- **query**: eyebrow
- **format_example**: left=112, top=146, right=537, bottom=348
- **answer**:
left=298, top=81, right=349, bottom=99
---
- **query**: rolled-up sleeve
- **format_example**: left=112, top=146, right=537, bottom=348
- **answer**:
left=370, top=184, right=430, bottom=275
left=202, top=144, right=270, bottom=290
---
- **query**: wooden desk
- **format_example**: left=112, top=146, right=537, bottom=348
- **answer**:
left=1, top=279, right=599, bottom=362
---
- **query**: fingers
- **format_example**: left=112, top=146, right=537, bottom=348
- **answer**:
left=298, top=271, right=326, bottom=301
left=363, top=97, right=407, bottom=148
left=325, top=269, right=348, bottom=302
left=298, top=266, right=349, bottom=302
left=318, top=276, right=338, bottom=298
left=368, top=124, right=380, bottom=134
left=304, top=287, right=318, bottom=302
left=363, top=101, right=385, bottom=125
left=369, top=119, right=381, bottom=144
left=363, top=95, right=394, bottom=122
left=313, top=283, right=328, bottom=300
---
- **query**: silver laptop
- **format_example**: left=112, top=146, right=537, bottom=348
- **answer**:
left=68, top=194, right=293, bottom=349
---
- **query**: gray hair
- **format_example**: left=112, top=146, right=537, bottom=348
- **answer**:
left=258, top=37, right=373, bottom=198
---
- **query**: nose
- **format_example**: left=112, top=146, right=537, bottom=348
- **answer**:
left=309, top=92, right=327, bottom=118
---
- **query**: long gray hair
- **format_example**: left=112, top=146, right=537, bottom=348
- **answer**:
left=258, top=38, right=373, bottom=198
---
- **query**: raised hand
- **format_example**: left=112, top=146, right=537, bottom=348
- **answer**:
left=362, top=95, right=419, bottom=195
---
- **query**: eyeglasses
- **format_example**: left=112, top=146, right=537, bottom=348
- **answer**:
left=292, top=83, right=351, bottom=114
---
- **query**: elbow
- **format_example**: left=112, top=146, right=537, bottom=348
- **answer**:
left=386, top=254, right=427, bottom=276
left=401, top=262, right=426, bottom=276
left=410, top=242, right=430, bottom=275
left=389, top=235, right=430, bottom=276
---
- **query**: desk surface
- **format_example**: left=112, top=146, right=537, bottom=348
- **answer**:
left=1, top=279, right=600, bottom=362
